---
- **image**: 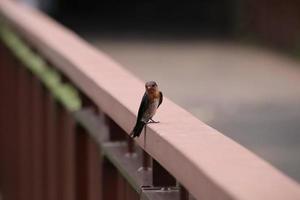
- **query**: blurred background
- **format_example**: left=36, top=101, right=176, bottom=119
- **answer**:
left=22, top=0, right=300, bottom=182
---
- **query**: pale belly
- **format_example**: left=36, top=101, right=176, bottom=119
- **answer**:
left=142, top=99, right=159, bottom=123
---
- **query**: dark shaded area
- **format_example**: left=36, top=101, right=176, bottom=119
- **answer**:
left=42, top=0, right=300, bottom=52
left=241, top=0, right=300, bottom=50
left=51, top=1, right=237, bottom=38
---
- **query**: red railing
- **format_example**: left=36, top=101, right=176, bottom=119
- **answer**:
left=0, top=0, right=300, bottom=200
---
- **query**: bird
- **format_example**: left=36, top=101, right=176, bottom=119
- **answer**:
left=130, top=81, right=163, bottom=138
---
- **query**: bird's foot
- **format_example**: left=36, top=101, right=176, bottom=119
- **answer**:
left=147, top=118, right=160, bottom=124
left=129, top=132, right=135, bottom=138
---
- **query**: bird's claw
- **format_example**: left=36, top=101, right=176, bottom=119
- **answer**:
left=147, top=119, right=160, bottom=124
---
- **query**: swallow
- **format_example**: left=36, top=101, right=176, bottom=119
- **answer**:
left=130, top=81, right=163, bottom=138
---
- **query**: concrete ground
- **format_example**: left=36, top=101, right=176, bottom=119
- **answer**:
left=83, top=35, right=300, bottom=183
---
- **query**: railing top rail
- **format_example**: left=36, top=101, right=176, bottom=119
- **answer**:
left=1, top=1, right=300, bottom=199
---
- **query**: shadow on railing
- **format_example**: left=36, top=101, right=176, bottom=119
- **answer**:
left=0, top=1, right=300, bottom=200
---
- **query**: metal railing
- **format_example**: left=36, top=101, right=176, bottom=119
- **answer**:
left=0, top=0, right=300, bottom=200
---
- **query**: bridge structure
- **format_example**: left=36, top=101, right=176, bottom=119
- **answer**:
left=0, top=1, right=300, bottom=200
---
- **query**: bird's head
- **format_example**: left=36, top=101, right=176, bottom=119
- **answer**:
left=145, top=81, right=158, bottom=95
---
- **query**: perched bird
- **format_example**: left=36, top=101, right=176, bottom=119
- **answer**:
left=130, top=81, right=163, bottom=138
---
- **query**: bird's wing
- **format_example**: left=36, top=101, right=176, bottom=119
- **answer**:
left=158, top=91, right=163, bottom=108
left=137, top=92, right=149, bottom=122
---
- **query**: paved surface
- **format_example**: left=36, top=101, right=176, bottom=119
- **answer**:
left=83, top=35, right=300, bottom=183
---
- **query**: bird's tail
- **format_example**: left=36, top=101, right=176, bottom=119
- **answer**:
left=130, top=121, right=146, bottom=138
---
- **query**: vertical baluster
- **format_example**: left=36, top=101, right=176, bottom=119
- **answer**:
left=180, top=185, right=189, bottom=200
left=152, top=159, right=176, bottom=188
left=44, top=92, right=58, bottom=200
left=1, top=47, right=9, bottom=199
left=41, top=85, right=47, bottom=200
left=57, top=105, right=76, bottom=200
left=12, top=57, right=20, bottom=200
left=30, top=76, right=45, bottom=200
left=106, top=117, right=127, bottom=141
left=0, top=43, right=7, bottom=197
left=117, top=175, right=126, bottom=200
left=17, top=65, right=32, bottom=200
left=3, top=50, right=19, bottom=200
left=76, top=125, right=102, bottom=200
left=76, top=95, right=102, bottom=200
left=0, top=43, right=4, bottom=192
left=142, top=151, right=152, bottom=171
left=85, top=137, right=102, bottom=200
left=127, top=137, right=135, bottom=155
left=15, top=59, right=22, bottom=200
left=76, top=126, right=88, bottom=200
left=102, top=158, right=118, bottom=200
left=105, top=117, right=130, bottom=200
left=24, top=73, right=34, bottom=200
